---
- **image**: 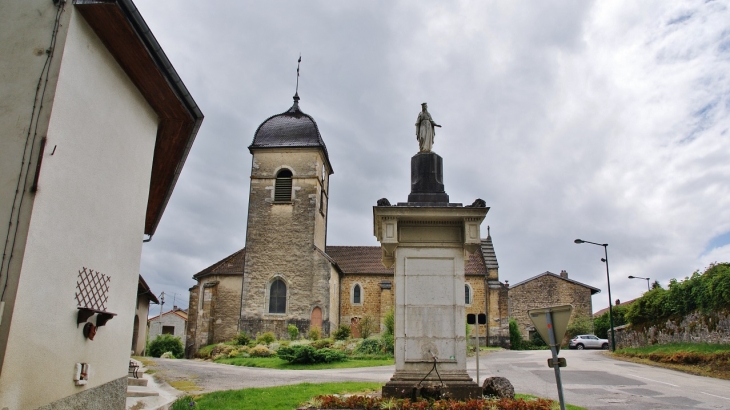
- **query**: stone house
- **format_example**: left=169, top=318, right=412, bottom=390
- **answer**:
left=0, top=0, right=202, bottom=407
left=148, top=307, right=188, bottom=345
left=508, top=270, right=600, bottom=340
left=186, top=96, right=510, bottom=355
left=133, top=276, right=160, bottom=355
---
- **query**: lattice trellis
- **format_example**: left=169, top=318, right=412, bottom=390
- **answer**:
left=75, top=267, right=110, bottom=311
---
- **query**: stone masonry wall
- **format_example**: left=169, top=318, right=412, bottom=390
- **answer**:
left=211, top=275, right=242, bottom=343
left=340, top=274, right=393, bottom=335
left=240, top=149, right=332, bottom=339
left=614, top=311, right=730, bottom=349
left=148, top=312, right=186, bottom=344
left=508, top=274, right=593, bottom=340
left=186, top=285, right=199, bottom=357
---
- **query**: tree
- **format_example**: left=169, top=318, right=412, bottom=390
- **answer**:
left=508, top=319, right=522, bottom=350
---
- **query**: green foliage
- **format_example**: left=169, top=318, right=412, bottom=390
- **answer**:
left=277, top=345, right=346, bottom=364
left=256, top=331, right=276, bottom=345
left=380, top=333, right=394, bottom=355
left=235, top=331, right=250, bottom=346
left=593, top=304, right=629, bottom=339
left=249, top=345, right=273, bottom=357
left=383, top=308, right=395, bottom=336
left=355, top=338, right=382, bottom=355
left=309, top=327, right=321, bottom=341
left=287, top=324, right=299, bottom=340
left=311, top=338, right=333, bottom=349
left=530, top=330, right=547, bottom=347
left=509, top=319, right=522, bottom=350
left=466, top=323, right=473, bottom=338
left=356, top=316, right=378, bottom=339
left=170, top=395, right=195, bottom=410
left=333, top=324, right=351, bottom=340
left=565, top=310, right=593, bottom=341
left=626, top=263, right=730, bottom=325
left=148, top=334, right=184, bottom=358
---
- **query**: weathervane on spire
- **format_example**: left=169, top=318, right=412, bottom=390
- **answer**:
left=294, top=54, right=302, bottom=101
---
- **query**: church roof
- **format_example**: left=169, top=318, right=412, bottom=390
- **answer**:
left=509, top=271, right=601, bottom=294
left=250, top=96, right=333, bottom=172
left=481, top=235, right=499, bottom=270
left=192, top=248, right=245, bottom=280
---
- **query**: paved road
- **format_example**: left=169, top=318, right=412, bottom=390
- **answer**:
left=150, top=350, right=730, bottom=409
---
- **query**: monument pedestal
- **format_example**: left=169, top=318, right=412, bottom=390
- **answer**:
left=373, top=206, right=488, bottom=400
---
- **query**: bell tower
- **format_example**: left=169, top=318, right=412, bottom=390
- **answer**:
left=239, top=93, right=334, bottom=338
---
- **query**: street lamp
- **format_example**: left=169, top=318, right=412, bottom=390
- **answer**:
left=628, top=275, right=650, bottom=291
left=574, top=239, right=616, bottom=352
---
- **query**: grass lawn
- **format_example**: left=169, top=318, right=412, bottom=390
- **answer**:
left=613, top=343, right=730, bottom=379
left=516, top=394, right=586, bottom=410
left=173, top=384, right=587, bottom=410
left=214, top=356, right=394, bottom=370
left=174, top=382, right=382, bottom=410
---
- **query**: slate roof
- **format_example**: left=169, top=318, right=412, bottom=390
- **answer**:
left=509, top=271, right=601, bottom=294
left=250, top=96, right=333, bottom=172
left=192, top=248, right=245, bottom=280
left=481, top=234, right=499, bottom=270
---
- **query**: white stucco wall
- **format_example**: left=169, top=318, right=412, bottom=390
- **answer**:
left=0, top=6, right=158, bottom=409
left=148, top=313, right=187, bottom=344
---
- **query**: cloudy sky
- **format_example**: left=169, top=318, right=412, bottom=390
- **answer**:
left=135, top=0, right=730, bottom=315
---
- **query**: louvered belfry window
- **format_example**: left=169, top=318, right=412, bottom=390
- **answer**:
left=269, top=279, right=287, bottom=314
left=274, top=169, right=293, bottom=202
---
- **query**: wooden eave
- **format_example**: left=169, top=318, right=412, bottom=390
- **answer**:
left=75, top=0, right=204, bottom=236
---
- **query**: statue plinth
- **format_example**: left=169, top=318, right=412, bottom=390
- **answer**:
left=405, top=152, right=451, bottom=205
left=373, top=206, right=488, bottom=400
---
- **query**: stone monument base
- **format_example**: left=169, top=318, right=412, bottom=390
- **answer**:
left=382, top=370, right=482, bottom=400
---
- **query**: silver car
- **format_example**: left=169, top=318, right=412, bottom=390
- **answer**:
left=569, top=334, right=609, bottom=350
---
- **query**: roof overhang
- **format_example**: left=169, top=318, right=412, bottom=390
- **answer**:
left=75, top=0, right=204, bottom=237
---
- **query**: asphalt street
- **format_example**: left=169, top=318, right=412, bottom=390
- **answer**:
left=151, top=349, right=730, bottom=409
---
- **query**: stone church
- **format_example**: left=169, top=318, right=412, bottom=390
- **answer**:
left=186, top=95, right=510, bottom=356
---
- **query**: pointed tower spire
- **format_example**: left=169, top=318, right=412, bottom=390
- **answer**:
left=294, top=54, right=301, bottom=103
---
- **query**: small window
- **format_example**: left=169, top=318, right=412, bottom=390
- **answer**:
left=465, top=284, right=472, bottom=305
left=269, top=279, right=287, bottom=313
left=162, top=326, right=175, bottom=335
left=274, top=169, right=293, bottom=202
left=353, top=284, right=361, bottom=304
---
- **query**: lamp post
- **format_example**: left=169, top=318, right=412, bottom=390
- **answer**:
left=574, top=239, right=615, bottom=352
left=628, top=275, right=650, bottom=291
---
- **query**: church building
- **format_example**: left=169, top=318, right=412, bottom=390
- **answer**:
left=186, top=95, right=509, bottom=356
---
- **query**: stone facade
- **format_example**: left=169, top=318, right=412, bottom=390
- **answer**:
left=613, top=311, right=730, bottom=349
left=339, top=274, right=393, bottom=336
left=508, top=271, right=599, bottom=340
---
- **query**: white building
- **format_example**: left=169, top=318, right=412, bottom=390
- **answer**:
left=0, top=0, right=202, bottom=408
left=148, top=307, right=188, bottom=346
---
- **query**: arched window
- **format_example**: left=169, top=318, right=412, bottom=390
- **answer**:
left=269, top=279, right=287, bottom=313
left=274, top=169, right=293, bottom=202
left=353, top=284, right=361, bottom=304
left=465, top=284, right=472, bottom=305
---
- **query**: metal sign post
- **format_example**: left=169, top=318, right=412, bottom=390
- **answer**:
left=528, top=305, right=572, bottom=410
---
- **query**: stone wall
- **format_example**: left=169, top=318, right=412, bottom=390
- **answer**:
left=240, top=149, right=333, bottom=339
left=186, top=285, right=199, bottom=357
left=464, top=274, right=510, bottom=347
left=614, top=311, right=730, bottom=349
left=508, top=274, right=594, bottom=340
left=148, top=311, right=187, bottom=344
left=339, top=274, right=393, bottom=335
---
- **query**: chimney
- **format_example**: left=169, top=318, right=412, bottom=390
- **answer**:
left=615, top=299, right=620, bottom=306
left=173, top=305, right=178, bottom=311
left=560, top=270, right=568, bottom=279
left=504, top=280, right=509, bottom=288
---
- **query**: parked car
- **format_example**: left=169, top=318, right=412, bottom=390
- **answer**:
left=569, top=334, right=609, bottom=350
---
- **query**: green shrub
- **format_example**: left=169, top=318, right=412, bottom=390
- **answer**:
left=148, top=334, right=184, bottom=358
left=565, top=309, right=593, bottom=343
left=356, top=316, right=378, bottom=339
left=276, top=345, right=346, bottom=364
left=509, top=319, right=522, bottom=350
left=235, top=331, right=251, bottom=346
left=355, top=338, right=381, bottom=355
left=380, top=333, right=394, bottom=354
left=249, top=345, right=273, bottom=357
left=256, top=332, right=276, bottom=345
left=383, top=308, right=395, bottom=336
left=287, top=324, right=299, bottom=340
left=530, top=330, right=547, bottom=347
left=309, top=327, right=321, bottom=341
left=311, top=338, right=333, bottom=349
left=333, top=325, right=351, bottom=340
left=594, top=304, right=629, bottom=339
